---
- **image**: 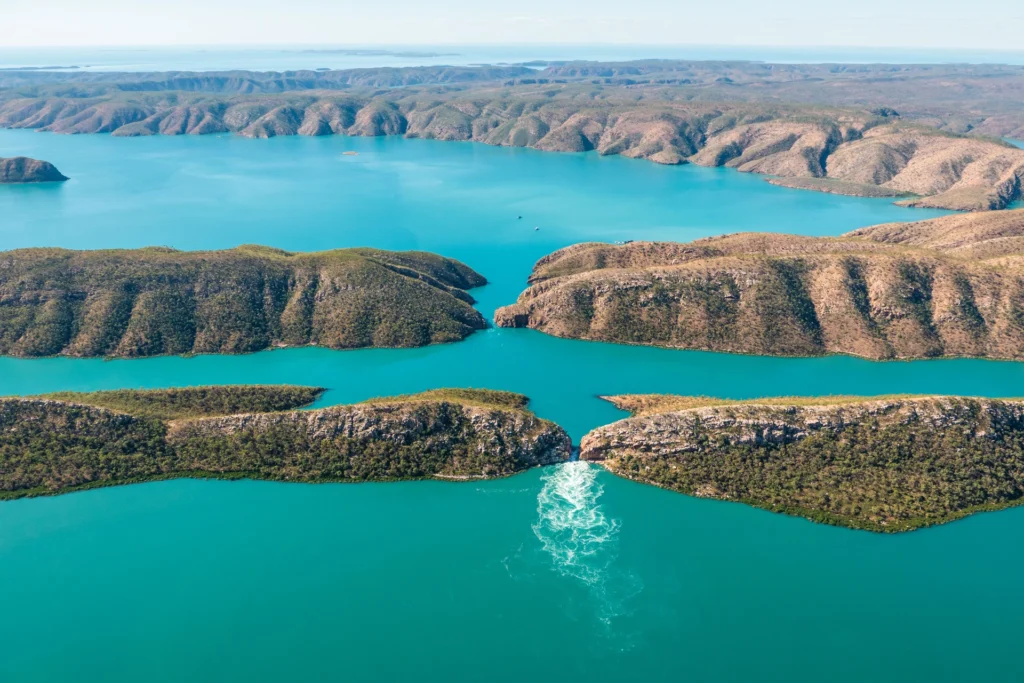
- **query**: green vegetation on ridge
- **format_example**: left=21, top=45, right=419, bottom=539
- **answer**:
left=42, top=385, right=325, bottom=420
left=0, top=245, right=487, bottom=358
left=581, top=395, right=1024, bottom=532
left=0, top=386, right=571, bottom=500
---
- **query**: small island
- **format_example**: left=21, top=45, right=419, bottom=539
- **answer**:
left=0, top=244, right=488, bottom=357
left=0, top=156, right=68, bottom=183
left=495, top=209, right=1024, bottom=360
left=580, top=394, right=1024, bottom=532
left=0, top=386, right=571, bottom=500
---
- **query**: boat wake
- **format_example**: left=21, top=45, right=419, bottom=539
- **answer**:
left=533, top=462, right=642, bottom=626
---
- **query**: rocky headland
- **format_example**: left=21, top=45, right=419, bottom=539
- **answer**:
left=2, top=63, right=1023, bottom=210
left=0, top=156, right=67, bottom=183
left=580, top=394, right=1024, bottom=531
left=0, top=245, right=487, bottom=357
left=0, top=387, right=571, bottom=499
left=495, top=209, right=1024, bottom=360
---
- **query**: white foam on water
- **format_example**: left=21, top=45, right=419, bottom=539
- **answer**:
left=533, top=461, right=620, bottom=586
left=533, top=462, right=644, bottom=631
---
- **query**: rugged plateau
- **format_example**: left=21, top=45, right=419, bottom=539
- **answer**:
left=2, top=62, right=1024, bottom=210
left=580, top=394, right=1024, bottom=531
left=495, top=209, right=1024, bottom=360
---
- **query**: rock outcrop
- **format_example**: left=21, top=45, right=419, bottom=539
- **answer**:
left=0, top=156, right=67, bottom=183
left=0, top=387, right=572, bottom=499
left=0, top=245, right=487, bottom=357
left=580, top=394, right=1024, bottom=531
left=495, top=210, right=1024, bottom=360
left=2, top=81, right=1021, bottom=210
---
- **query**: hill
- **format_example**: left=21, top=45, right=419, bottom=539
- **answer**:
left=0, top=245, right=487, bottom=357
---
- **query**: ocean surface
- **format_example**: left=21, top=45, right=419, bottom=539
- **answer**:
left=3, top=44, right=1024, bottom=71
left=1, top=129, right=1024, bottom=682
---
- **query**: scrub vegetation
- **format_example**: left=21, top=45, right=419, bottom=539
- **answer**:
left=0, top=245, right=487, bottom=357
left=0, top=387, right=570, bottom=499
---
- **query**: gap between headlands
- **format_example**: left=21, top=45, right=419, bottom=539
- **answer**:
left=4, top=200, right=1024, bottom=532
left=4, top=385, right=1024, bottom=534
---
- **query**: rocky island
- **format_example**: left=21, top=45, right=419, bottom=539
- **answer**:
left=2, top=62, right=1024, bottom=209
left=0, top=386, right=571, bottom=500
left=0, top=156, right=67, bottom=183
left=0, top=245, right=487, bottom=357
left=495, top=209, right=1024, bottom=360
left=580, top=394, right=1024, bottom=531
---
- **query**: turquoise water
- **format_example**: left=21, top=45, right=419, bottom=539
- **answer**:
left=1008, top=138, right=1024, bottom=149
left=1, top=129, right=1023, bottom=682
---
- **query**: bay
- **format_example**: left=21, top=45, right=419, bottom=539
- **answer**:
left=0, top=129, right=1021, bottom=683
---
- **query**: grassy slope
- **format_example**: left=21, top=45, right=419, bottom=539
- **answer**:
left=0, top=245, right=487, bottom=358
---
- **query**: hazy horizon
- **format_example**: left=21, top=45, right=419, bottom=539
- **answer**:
left=6, top=0, right=1023, bottom=51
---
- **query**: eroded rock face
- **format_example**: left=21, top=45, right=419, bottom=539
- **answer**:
left=0, top=156, right=68, bottom=183
left=1, top=86, right=1021, bottom=210
left=495, top=211, right=1024, bottom=360
left=579, top=395, right=1024, bottom=531
left=0, top=389, right=572, bottom=499
left=168, top=400, right=572, bottom=479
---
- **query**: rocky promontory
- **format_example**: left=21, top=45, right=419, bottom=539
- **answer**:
left=495, top=209, right=1024, bottom=360
left=0, top=245, right=487, bottom=357
left=2, top=71, right=1022, bottom=209
left=580, top=394, right=1024, bottom=531
left=0, top=387, right=571, bottom=499
left=0, top=156, right=67, bottom=183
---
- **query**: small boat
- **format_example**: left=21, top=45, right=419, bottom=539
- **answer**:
left=534, top=226, right=540, bottom=231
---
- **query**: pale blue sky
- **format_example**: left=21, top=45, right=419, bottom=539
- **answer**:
left=5, top=0, right=1023, bottom=50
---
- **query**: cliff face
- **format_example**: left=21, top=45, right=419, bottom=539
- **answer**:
left=495, top=210, right=1024, bottom=360
left=0, top=156, right=68, bottom=183
left=580, top=395, right=1024, bottom=531
left=0, top=388, right=572, bottom=499
left=0, top=245, right=487, bottom=357
left=1, top=88, right=1021, bottom=210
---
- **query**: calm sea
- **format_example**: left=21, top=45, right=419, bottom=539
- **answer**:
left=1, top=129, right=1022, bottom=682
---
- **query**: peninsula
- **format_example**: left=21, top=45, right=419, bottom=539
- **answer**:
left=0, top=386, right=571, bottom=500
left=580, top=394, right=1024, bottom=532
left=2, top=62, right=1024, bottom=210
left=495, top=209, right=1024, bottom=360
left=0, top=156, right=67, bottom=183
left=0, top=245, right=487, bottom=357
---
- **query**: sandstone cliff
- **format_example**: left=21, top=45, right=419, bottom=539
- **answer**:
left=0, top=245, right=487, bottom=357
left=0, top=387, right=571, bottom=499
left=494, top=210, right=1024, bottom=360
left=1, top=85, right=1021, bottom=210
left=580, top=395, right=1024, bottom=531
left=0, top=156, right=67, bottom=183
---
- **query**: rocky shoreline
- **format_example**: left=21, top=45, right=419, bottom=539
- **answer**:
left=580, top=394, right=1024, bottom=531
left=0, top=387, right=571, bottom=500
left=2, top=64, right=1023, bottom=210
left=495, top=209, right=1024, bottom=360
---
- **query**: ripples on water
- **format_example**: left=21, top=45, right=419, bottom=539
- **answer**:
left=533, top=462, right=643, bottom=628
